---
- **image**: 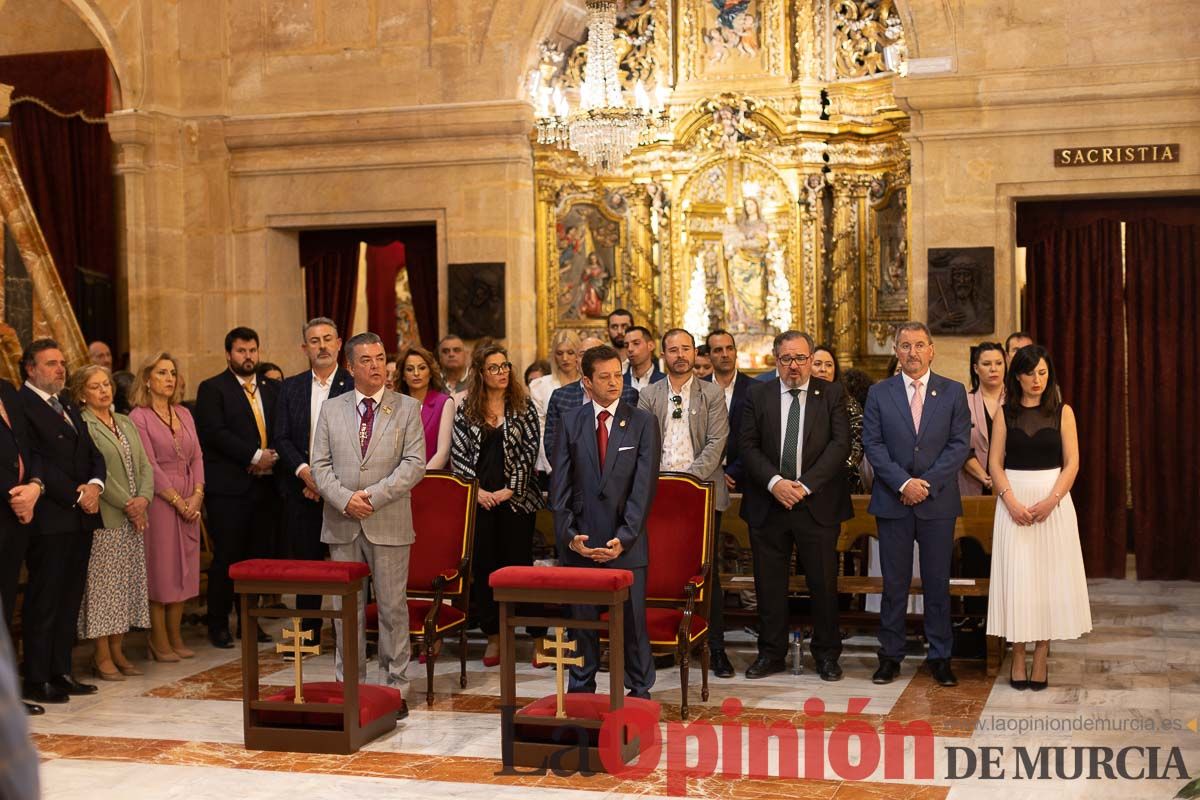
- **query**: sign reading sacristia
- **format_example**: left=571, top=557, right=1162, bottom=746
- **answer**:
left=1054, top=144, right=1180, bottom=167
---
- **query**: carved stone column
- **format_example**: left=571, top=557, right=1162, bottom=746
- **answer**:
left=826, top=173, right=872, bottom=365
left=107, top=110, right=156, bottom=367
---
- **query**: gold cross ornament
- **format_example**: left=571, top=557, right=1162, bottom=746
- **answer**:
left=539, top=627, right=584, bottom=719
left=276, top=617, right=321, bottom=703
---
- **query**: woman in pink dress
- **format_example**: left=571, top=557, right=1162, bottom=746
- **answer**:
left=128, top=352, right=205, bottom=661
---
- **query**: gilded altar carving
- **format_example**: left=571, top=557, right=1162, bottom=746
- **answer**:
left=533, top=2, right=911, bottom=371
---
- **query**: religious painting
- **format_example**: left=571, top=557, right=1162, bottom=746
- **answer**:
left=927, top=247, right=994, bottom=335
left=555, top=203, right=620, bottom=322
left=448, top=263, right=505, bottom=340
left=393, top=266, right=421, bottom=353
left=872, top=183, right=909, bottom=318
left=704, top=1, right=760, bottom=63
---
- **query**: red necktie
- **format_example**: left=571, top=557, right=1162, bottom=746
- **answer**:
left=359, top=398, right=375, bottom=457
left=596, top=410, right=611, bottom=471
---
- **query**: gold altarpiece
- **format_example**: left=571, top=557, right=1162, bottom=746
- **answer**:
left=533, top=0, right=912, bottom=371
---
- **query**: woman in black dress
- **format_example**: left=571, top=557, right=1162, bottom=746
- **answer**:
left=451, top=343, right=543, bottom=666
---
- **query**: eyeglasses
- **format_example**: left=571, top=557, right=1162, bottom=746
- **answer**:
left=670, top=394, right=683, bottom=419
left=485, top=362, right=513, bottom=375
left=776, top=354, right=810, bottom=367
left=897, top=342, right=930, bottom=353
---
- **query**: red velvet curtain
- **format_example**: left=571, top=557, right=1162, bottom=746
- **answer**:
left=1126, top=218, right=1200, bottom=580
left=1023, top=219, right=1128, bottom=578
left=398, top=225, right=439, bottom=351
left=366, top=241, right=405, bottom=353
left=0, top=49, right=115, bottom=341
left=300, top=230, right=361, bottom=340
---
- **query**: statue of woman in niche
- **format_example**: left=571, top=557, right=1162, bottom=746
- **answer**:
left=721, top=196, right=771, bottom=332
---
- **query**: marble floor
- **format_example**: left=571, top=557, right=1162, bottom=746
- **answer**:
left=28, top=577, right=1200, bottom=799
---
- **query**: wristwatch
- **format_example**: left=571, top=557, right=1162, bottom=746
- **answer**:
left=28, top=478, right=45, bottom=495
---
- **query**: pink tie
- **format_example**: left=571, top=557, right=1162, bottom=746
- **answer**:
left=910, top=380, right=924, bottom=433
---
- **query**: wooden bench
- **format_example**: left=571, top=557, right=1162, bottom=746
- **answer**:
left=719, top=495, right=1003, bottom=675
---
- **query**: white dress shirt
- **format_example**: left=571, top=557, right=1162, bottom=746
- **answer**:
left=767, top=379, right=810, bottom=494
left=661, top=376, right=695, bottom=472
left=297, top=369, right=337, bottom=476
left=529, top=373, right=563, bottom=473
left=627, top=362, right=656, bottom=393
left=592, top=398, right=619, bottom=434
left=235, top=373, right=268, bottom=465
left=24, top=381, right=104, bottom=492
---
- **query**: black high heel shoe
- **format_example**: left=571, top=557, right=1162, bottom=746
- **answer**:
left=1028, top=662, right=1049, bottom=691
left=1009, top=659, right=1030, bottom=691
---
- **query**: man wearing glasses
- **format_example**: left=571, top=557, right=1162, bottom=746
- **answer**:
left=861, top=321, right=970, bottom=688
left=738, top=331, right=853, bottom=681
left=638, top=329, right=732, bottom=677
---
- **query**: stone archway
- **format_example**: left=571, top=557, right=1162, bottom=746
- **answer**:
left=57, top=0, right=142, bottom=109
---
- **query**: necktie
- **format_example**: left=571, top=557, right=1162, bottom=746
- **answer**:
left=359, top=398, right=376, bottom=457
left=242, top=381, right=268, bottom=448
left=910, top=379, right=924, bottom=434
left=0, top=399, right=24, bottom=481
left=780, top=388, right=802, bottom=480
left=48, top=395, right=74, bottom=431
left=596, top=410, right=611, bottom=471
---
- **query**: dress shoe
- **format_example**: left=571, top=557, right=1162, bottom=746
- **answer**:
left=114, top=659, right=144, bottom=676
left=23, top=701, right=45, bottom=715
left=928, top=659, right=958, bottom=687
left=872, top=659, right=901, bottom=685
left=52, top=675, right=98, bottom=695
left=23, top=681, right=69, bottom=704
left=1028, top=663, right=1049, bottom=691
left=816, top=660, right=844, bottom=682
left=150, top=643, right=182, bottom=662
left=209, top=628, right=234, bottom=649
left=626, top=689, right=651, bottom=700
left=396, top=700, right=409, bottom=721
left=709, top=649, right=735, bottom=679
left=1009, top=661, right=1029, bottom=691
left=91, top=660, right=125, bottom=682
left=170, top=645, right=196, bottom=659
left=744, top=655, right=787, bottom=679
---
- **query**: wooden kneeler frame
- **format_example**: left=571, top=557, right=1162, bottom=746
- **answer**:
left=491, top=566, right=661, bottom=774
left=231, top=559, right=402, bottom=755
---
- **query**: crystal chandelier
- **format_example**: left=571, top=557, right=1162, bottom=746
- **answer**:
left=533, top=0, right=669, bottom=172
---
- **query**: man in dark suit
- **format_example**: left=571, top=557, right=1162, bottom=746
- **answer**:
left=543, top=341, right=639, bottom=476
left=17, top=339, right=105, bottom=704
left=622, top=326, right=665, bottom=392
left=739, top=330, right=853, bottom=681
left=273, top=317, right=352, bottom=644
left=861, top=321, right=970, bottom=687
left=552, top=345, right=661, bottom=699
left=195, top=326, right=282, bottom=648
left=701, top=329, right=756, bottom=677
left=0, top=378, right=44, bottom=715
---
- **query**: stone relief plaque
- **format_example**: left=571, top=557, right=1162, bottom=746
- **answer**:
left=927, top=247, right=994, bottom=336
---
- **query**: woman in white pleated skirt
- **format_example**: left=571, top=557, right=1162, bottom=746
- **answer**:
left=986, top=345, right=1091, bottom=690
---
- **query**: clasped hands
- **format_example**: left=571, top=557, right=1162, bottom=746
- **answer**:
left=1003, top=493, right=1057, bottom=526
left=75, top=483, right=102, bottom=515
left=344, top=490, right=374, bottom=520
left=477, top=488, right=513, bottom=511
left=900, top=478, right=931, bottom=506
left=248, top=449, right=279, bottom=475
left=771, top=480, right=809, bottom=510
left=8, top=483, right=40, bottom=524
left=124, top=496, right=151, bottom=532
left=570, top=534, right=623, bottom=563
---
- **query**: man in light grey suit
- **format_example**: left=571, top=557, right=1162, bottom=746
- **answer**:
left=312, top=332, right=426, bottom=707
left=637, top=328, right=732, bottom=676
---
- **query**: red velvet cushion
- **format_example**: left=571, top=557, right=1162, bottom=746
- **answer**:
left=645, top=476, right=711, bottom=601
left=230, top=559, right=370, bottom=585
left=365, top=600, right=466, bottom=634
left=490, top=566, right=633, bottom=592
left=259, top=681, right=403, bottom=728
left=409, top=473, right=474, bottom=594
left=515, top=693, right=661, bottom=744
left=601, top=608, right=708, bottom=645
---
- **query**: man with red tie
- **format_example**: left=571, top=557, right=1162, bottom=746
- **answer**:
left=551, top=345, right=661, bottom=699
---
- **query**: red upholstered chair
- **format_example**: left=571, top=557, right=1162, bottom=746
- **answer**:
left=602, top=473, right=714, bottom=719
left=365, top=471, right=477, bottom=706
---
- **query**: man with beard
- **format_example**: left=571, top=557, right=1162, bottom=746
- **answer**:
left=272, top=317, right=352, bottom=647
left=606, top=308, right=633, bottom=370
left=195, top=327, right=281, bottom=649
left=638, top=329, right=732, bottom=678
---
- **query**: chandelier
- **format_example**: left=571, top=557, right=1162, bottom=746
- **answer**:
left=533, top=0, right=669, bottom=172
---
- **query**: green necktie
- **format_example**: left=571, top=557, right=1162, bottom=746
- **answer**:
left=780, top=388, right=802, bottom=480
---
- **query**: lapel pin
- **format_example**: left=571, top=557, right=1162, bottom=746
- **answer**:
left=931, top=390, right=938, bottom=397
left=814, top=389, right=821, bottom=396
left=619, top=419, right=627, bottom=428
left=382, top=405, right=393, bottom=415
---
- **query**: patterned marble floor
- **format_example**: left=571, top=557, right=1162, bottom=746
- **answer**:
left=28, top=577, right=1200, bottom=799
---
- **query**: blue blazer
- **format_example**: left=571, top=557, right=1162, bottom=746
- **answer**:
left=624, top=363, right=665, bottom=389
left=861, top=372, right=971, bottom=520
left=542, top=379, right=639, bottom=472
left=705, top=371, right=755, bottom=490
left=550, top=400, right=661, bottom=569
left=273, top=368, right=354, bottom=495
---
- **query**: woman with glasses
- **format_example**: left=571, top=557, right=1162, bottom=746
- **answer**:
left=450, top=344, right=543, bottom=666
left=397, top=345, right=453, bottom=469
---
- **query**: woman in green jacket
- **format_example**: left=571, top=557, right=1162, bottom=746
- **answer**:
left=71, top=365, right=155, bottom=680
